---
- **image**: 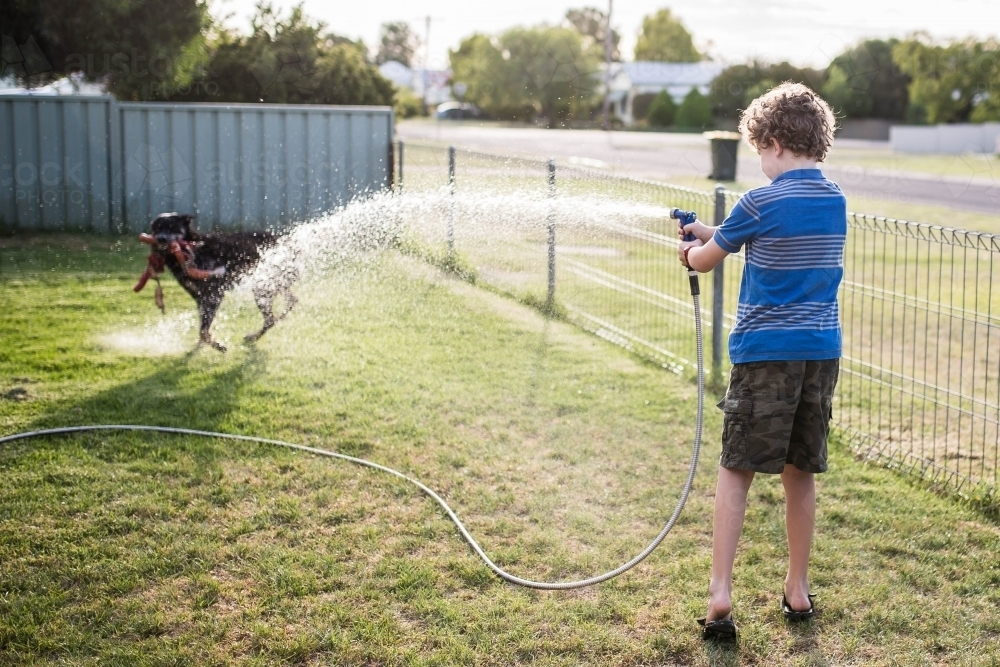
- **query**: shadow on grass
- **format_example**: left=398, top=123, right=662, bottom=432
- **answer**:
left=705, top=645, right=739, bottom=666
left=785, top=621, right=824, bottom=663
left=702, top=621, right=824, bottom=665
left=23, top=347, right=269, bottom=438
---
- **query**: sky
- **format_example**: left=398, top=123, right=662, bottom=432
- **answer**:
left=216, top=0, right=1000, bottom=70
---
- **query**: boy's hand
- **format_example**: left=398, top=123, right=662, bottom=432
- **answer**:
left=678, top=239, right=704, bottom=266
left=678, top=220, right=714, bottom=244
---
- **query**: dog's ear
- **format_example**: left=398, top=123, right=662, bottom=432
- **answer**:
left=180, top=214, right=200, bottom=239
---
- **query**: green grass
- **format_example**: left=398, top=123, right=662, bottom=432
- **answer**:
left=2, top=234, right=1000, bottom=665
left=826, top=148, right=1000, bottom=182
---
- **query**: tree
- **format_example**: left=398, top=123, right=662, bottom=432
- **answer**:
left=449, top=26, right=600, bottom=123
left=970, top=82, right=1000, bottom=122
left=325, top=33, right=369, bottom=61
left=675, top=87, right=712, bottom=129
left=892, top=35, right=1000, bottom=124
left=820, top=39, right=909, bottom=120
left=310, top=44, right=396, bottom=105
left=163, top=4, right=392, bottom=106
left=1, top=0, right=208, bottom=98
left=565, top=7, right=620, bottom=62
left=505, top=26, right=600, bottom=123
left=376, top=21, right=418, bottom=67
left=450, top=34, right=531, bottom=120
left=646, top=90, right=676, bottom=126
left=709, top=61, right=825, bottom=121
left=633, top=9, right=699, bottom=62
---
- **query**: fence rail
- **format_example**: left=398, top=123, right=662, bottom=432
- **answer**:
left=397, top=140, right=1000, bottom=497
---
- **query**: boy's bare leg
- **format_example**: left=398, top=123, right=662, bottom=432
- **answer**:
left=706, top=466, right=755, bottom=621
left=781, top=463, right=815, bottom=611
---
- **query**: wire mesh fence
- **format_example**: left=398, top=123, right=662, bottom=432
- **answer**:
left=396, top=140, right=999, bottom=498
left=553, top=162, right=718, bottom=377
left=839, top=218, right=1000, bottom=495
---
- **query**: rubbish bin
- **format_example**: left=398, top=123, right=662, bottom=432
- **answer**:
left=704, top=131, right=741, bottom=181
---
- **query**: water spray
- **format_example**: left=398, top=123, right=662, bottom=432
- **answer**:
left=1, top=205, right=706, bottom=591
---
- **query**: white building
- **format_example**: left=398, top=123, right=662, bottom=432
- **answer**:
left=607, top=61, right=725, bottom=126
left=377, top=61, right=452, bottom=106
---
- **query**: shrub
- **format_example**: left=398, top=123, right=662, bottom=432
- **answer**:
left=676, top=87, right=713, bottom=130
left=394, top=87, right=425, bottom=118
left=646, top=90, right=677, bottom=127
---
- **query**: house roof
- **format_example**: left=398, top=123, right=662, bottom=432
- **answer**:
left=618, top=61, right=725, bottom=88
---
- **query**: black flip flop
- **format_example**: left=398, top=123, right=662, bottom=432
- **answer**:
left=781, top=594, right=817, bottom=621
left=697, top=615, right=738, bottom=640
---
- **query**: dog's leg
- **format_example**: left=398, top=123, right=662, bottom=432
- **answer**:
left=277, top=286, right=298, bottom=320
left=198, top=296, right=227, bottom=352
left=245, top=286, right=277, bottom=343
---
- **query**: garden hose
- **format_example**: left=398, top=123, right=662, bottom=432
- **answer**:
left=0, top=275, right=704, bottom=591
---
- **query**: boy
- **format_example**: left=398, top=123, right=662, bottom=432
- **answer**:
left=676, top=82, right=845, bottom=640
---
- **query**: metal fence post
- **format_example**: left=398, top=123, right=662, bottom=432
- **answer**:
left=397, top=139, right=404, bottom=191
left=547, top=159, right=556, bottom=309
left=447, top=145, right=456, bottom=255
left=712, top=184, right=726, bottom=382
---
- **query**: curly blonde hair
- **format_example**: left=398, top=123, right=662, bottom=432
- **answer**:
left=738, top=82, right=837, bottom=161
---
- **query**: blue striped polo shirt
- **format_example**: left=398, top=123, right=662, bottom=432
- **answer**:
left=713, top=168, right=847, bottom=364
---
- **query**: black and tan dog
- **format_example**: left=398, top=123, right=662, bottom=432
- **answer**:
left=134, top=212, right=297, bottom=352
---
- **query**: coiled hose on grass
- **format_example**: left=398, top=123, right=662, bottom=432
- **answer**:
left=0, top=293, right=704, bottom=590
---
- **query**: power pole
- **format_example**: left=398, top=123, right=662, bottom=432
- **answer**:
left=601, top=0, right=613, bottom=131
left=423, top=15, right=432, bottom=115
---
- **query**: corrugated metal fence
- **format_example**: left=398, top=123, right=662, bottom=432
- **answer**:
left=0, top=95, right=393, bottom=232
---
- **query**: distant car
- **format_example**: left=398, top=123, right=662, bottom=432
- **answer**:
left=435, top=102, right=482, bottom=120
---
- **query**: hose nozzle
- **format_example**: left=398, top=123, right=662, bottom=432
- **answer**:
left=669, top=208, right=698, bottom=242
left=670, top=208, right=701, bottom=294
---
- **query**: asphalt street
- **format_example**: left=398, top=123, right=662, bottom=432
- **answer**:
left=397, top=121, right=1000, bottom=216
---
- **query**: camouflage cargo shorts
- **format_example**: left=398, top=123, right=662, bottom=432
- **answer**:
left=718, top=359, right=839, bottom=474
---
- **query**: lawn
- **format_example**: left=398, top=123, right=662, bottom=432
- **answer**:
left=826, top=148, right=999, bottom=184
left=2, top=234, right=1000, bottom=666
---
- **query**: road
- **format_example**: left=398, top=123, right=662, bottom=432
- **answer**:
left=397, top=121, right=1000, bottom=216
